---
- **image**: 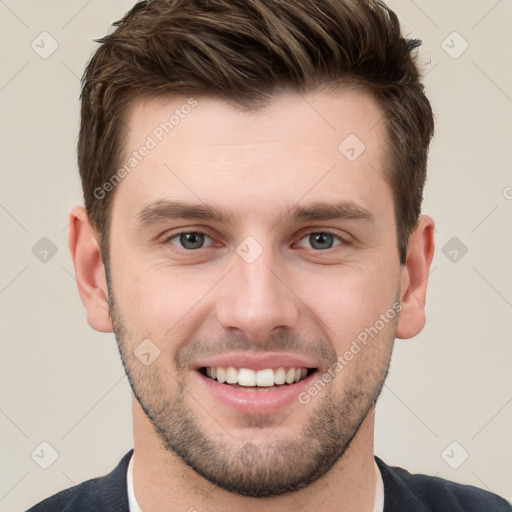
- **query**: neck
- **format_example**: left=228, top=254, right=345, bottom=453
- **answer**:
left=131, top=397, right=378, bottom=512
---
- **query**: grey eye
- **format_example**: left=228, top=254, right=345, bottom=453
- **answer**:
left=169, top=232, right=212, bottom=250
left=296, top=232, right=342, bottom=250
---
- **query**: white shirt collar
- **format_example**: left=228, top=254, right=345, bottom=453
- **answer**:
left=127, top=452, right=384, bottom=512
left=373, top=457, right=385, bottom=512
left=127, top=452, right=142, bottom=512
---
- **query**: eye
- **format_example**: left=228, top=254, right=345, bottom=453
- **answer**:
left=166, top=231, right=214, bottom=250
left=295, top=231, right=344, bottom=250
left=163, top=230, right=346, bottom=252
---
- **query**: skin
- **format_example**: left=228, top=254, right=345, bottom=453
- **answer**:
left=69, top=89, right=435, bottom=512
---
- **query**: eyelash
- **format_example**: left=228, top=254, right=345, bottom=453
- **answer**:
left=163, top=229, right=348, bottom=252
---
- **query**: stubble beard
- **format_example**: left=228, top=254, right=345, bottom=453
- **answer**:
left=107, top=281, right=397, bottom=497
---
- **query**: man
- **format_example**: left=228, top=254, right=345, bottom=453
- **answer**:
left=27, top=0, right=511, bottom=510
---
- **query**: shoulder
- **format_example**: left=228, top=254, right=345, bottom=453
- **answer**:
left=25, top=449, right=133, bottom=512
left=25, top=478, right=104, bottom=512
left=375, top=456, right=512, bottom=512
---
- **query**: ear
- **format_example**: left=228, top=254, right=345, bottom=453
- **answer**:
left=68, top=206, right=113, bottom=333
left=396, top=215, right=435, bottom=339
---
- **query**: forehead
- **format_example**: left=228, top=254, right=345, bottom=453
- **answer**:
left=113, top=89, right=392, bottom=227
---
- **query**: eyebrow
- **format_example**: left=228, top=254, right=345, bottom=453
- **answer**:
left=135, top=199, right=375, bottom=229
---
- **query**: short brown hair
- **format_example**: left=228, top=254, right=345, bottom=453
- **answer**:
left=79, top=0, right=434, bottom=266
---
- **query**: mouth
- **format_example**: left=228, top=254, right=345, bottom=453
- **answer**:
left=191, top=353, right=322, bottom=413
left=198, top=366, right=318, bottom=390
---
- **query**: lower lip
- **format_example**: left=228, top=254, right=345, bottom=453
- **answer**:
left=193, top=370, right=318, bottom=414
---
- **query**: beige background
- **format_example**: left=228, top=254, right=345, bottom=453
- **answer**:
left=1, top=1, right=511, bottom=510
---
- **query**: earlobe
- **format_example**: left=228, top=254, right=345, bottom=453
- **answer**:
left=395, top=215, right=435, bottom=339
left=68, top=206, right=113, bottom=333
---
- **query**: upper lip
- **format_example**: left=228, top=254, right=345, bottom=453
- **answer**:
left=192, top=352, right=320, bottom=372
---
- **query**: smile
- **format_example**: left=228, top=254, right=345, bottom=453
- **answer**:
left=200, top=366, right=316, bottom=389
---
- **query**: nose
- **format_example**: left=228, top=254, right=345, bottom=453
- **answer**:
left=216, top=244, right=300, bottom=343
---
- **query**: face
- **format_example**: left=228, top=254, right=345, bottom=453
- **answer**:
left=106, top=90, right=403, bottom=497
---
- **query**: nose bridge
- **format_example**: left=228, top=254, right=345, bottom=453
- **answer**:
left=216, top=238, right=299, bottom=341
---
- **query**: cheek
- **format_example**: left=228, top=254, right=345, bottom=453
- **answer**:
left=113, top=262, right=213, bottom=338
left=298, top=264, right=399, bottom=345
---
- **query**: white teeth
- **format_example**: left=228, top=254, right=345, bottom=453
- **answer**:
left=256, top=369, right=275, bottom=387
left=238, top=368, right=256, bottom=386
left=225, top=366, right=238, bottom=384
left=285, top=368, right=295, bottom=384
left=274, top=367, right=286, bottom=385
left=216, top=367, right=226, bottom=383
left=203, top=366, right=313, bottom=387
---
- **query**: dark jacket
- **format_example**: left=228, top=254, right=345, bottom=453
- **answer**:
left=26, top=449, right=511, bottom=511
